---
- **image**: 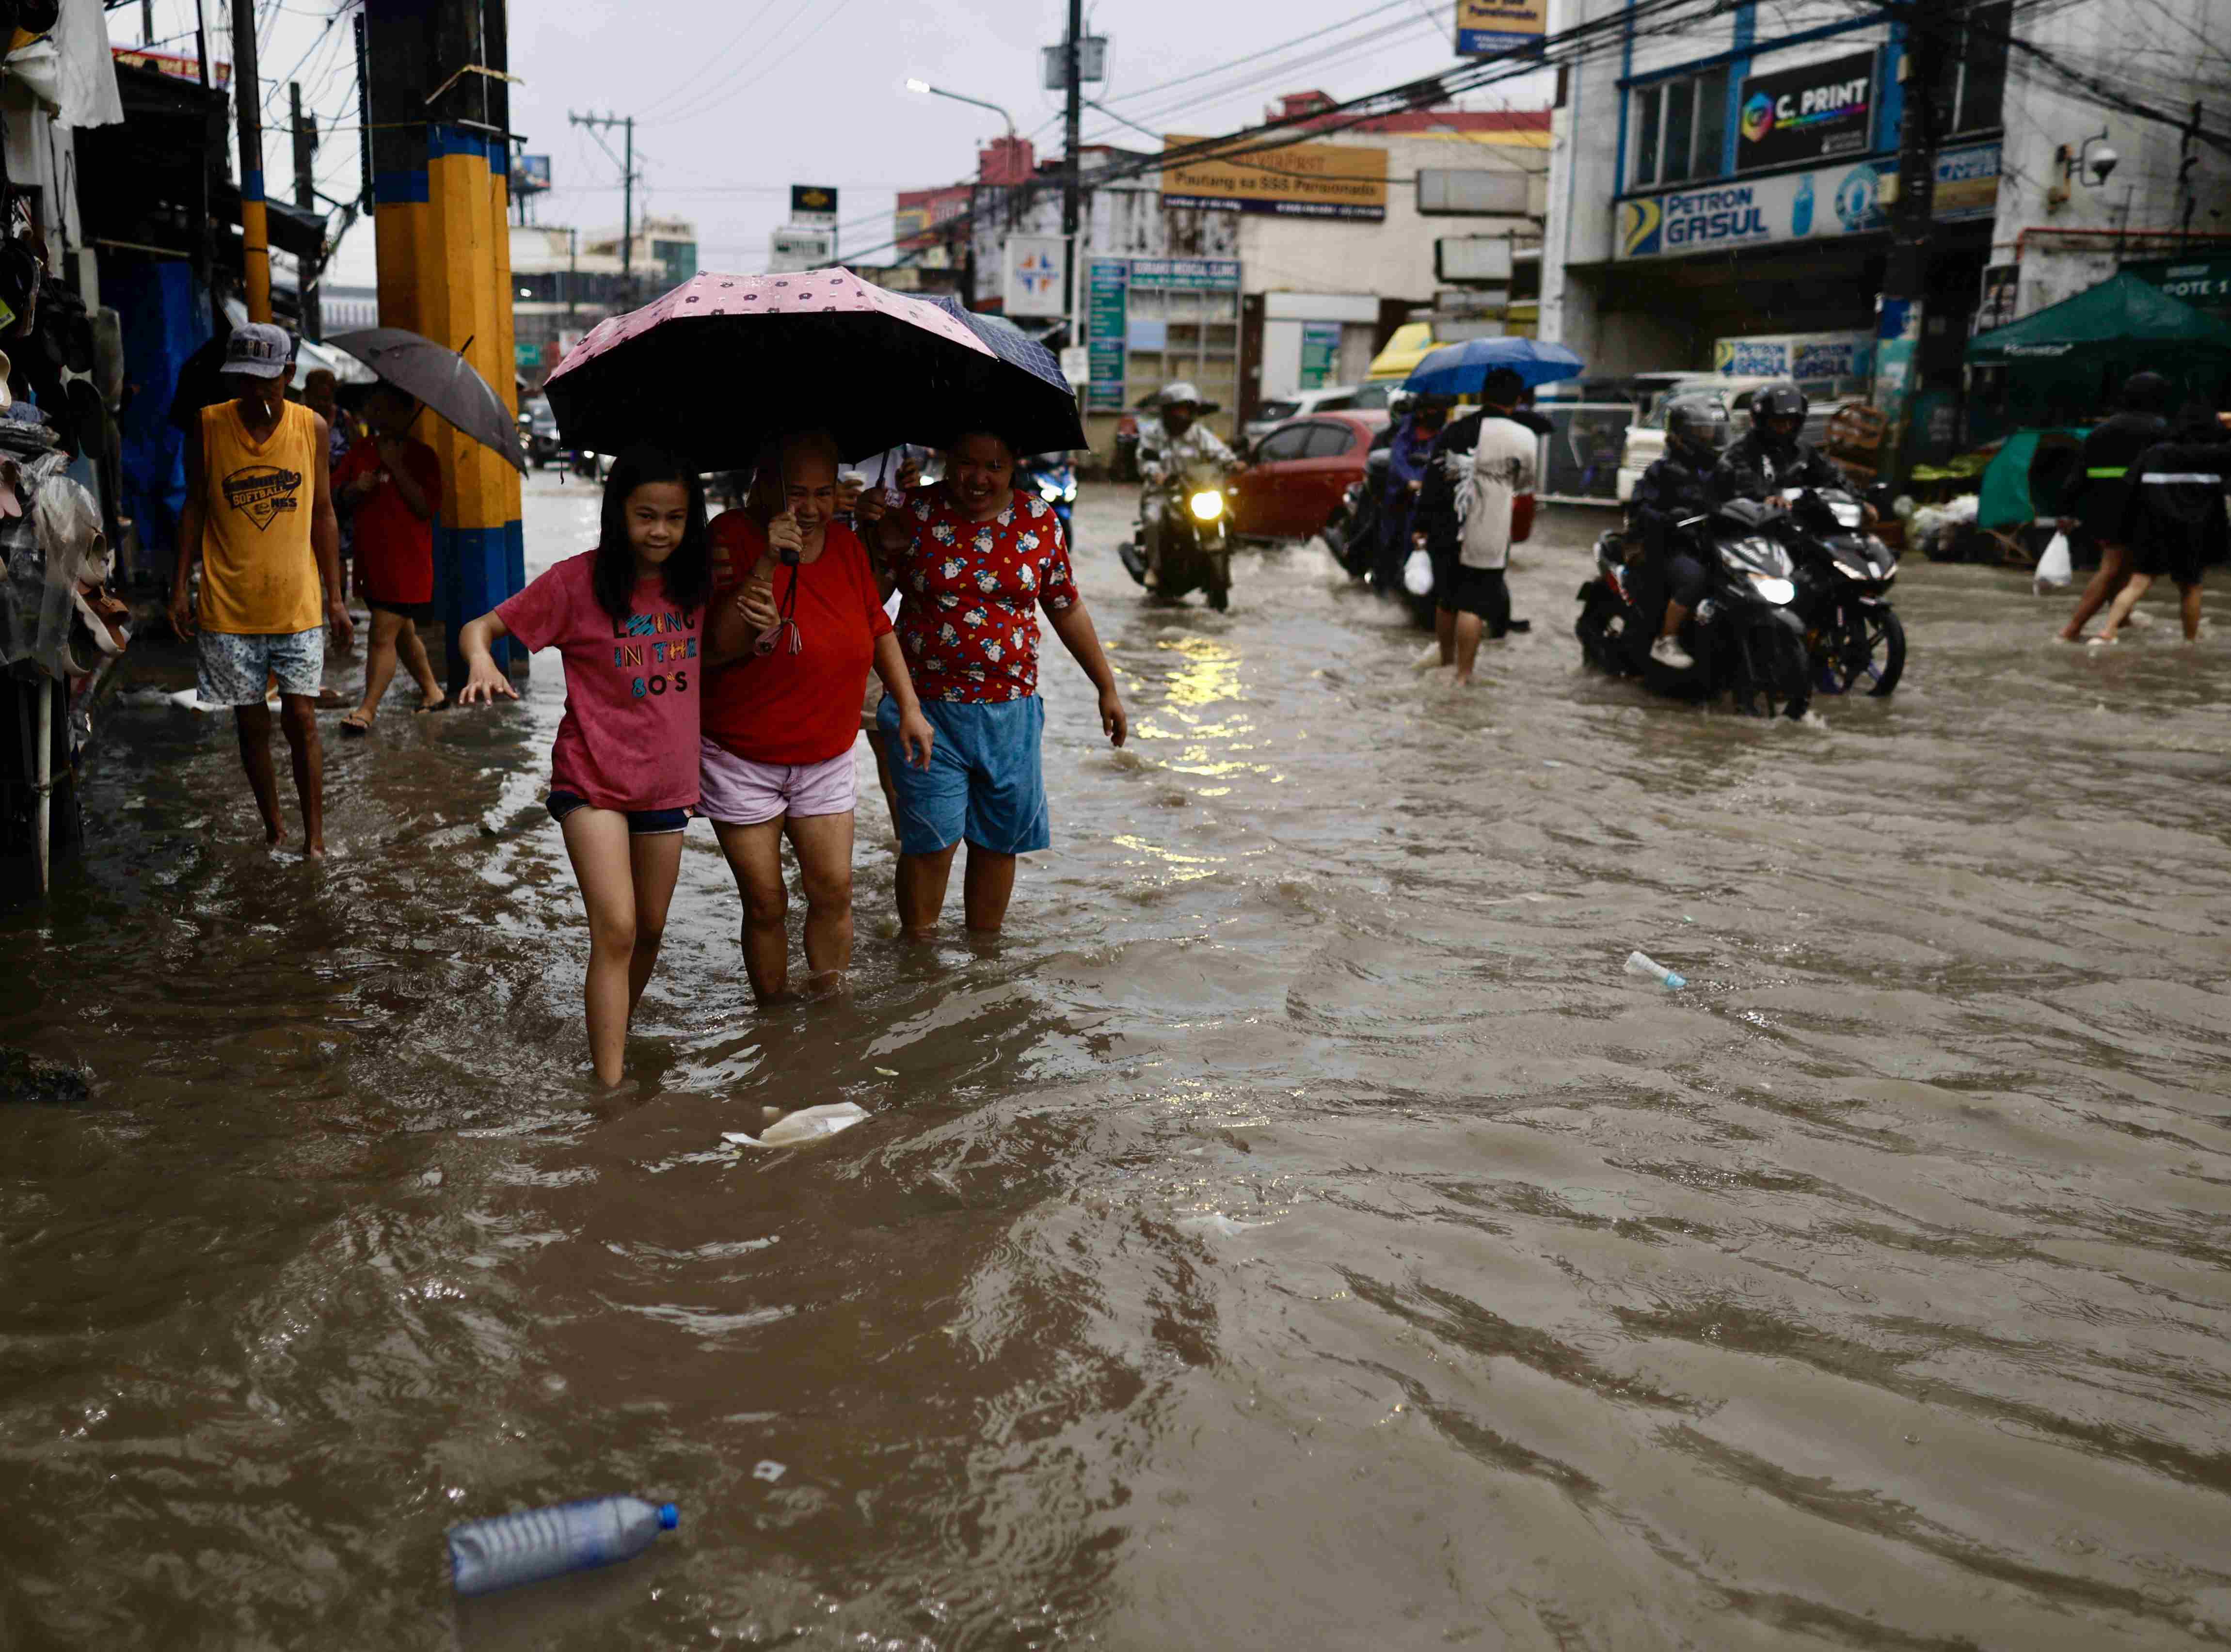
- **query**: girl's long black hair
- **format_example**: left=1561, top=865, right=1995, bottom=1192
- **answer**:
left=593, top=445, right=711, bottom=624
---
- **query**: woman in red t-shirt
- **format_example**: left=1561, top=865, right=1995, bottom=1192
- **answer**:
left=703, top=431, right=934, bottom=1001
left=454, top=446, right=712, bottom=1085
left=335, top=386, right=446, bottom=731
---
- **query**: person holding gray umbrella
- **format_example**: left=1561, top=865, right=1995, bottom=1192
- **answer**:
left=335, top=386, right=448, bottom=731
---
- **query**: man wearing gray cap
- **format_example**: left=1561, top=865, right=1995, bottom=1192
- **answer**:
left=168, top=322, right=351, bottom=856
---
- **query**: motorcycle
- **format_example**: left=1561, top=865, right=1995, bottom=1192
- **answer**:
left=1778, top=486, right=1905, bottom=696
left=1026, top=453, right=1078, bottom=542
left=1575, top=498, right=1813, bottom=720
left=1118, top=465, right=1234, bottom=610
left=1323, top=449, right=1385, bottom=581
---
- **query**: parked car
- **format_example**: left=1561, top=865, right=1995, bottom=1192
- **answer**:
left=1614, top=375, right=1858, bottom=502
left=1242, top=382, right=1397, bottom=452
left=520, top=397, right=563, bottom=468
left=1229, top=410, right=1388, bottom=542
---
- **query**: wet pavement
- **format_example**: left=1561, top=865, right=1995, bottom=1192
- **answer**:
left=3, top=475, right=2230, bottom=1650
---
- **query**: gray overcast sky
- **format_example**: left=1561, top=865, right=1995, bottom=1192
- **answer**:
left=110, top=0, right=1548, bottom=288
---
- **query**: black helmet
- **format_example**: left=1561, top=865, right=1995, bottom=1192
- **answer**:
left=1663, top=394, right=1728, bottom=461
left=1413, top=392, right=1456, bottom=417
left=1753, top=381, right=1807, bottom=424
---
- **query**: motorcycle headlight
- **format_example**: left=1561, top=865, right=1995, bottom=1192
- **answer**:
left=1040, top=482, right=1064, bottom=501
left=1188, top=490, right=1226, bottom=523
left=1063, top=481, right=1078, bottom=501
left=1747, top=572, right=1796, bottom=605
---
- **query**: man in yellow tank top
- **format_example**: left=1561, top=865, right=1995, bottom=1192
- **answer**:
left=167, top=324, right=353, bottom=856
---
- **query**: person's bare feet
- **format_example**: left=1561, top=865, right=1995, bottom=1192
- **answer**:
left=305, top=841, right=327, bottom=859
left=2087, top=634, right=2118, bottom=647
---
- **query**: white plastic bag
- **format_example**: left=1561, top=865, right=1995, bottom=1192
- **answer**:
left=1402, top=547, right=1434, bottom=597
left=723, top=1102, right=868, bottom=1150
left=2033, top=529, right=2072, bottom=593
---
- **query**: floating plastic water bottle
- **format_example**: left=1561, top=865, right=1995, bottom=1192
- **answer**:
left=1625, top=951, right=1687, bottom=990
left=448, top=1495, right=679, bottom=1597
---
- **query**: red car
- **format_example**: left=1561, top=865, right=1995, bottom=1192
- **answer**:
left=1230, top=410, right=1389, bottom=542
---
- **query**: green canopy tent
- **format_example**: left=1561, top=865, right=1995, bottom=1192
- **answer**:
left=1966, top=272, right=2231, bottom=440
left=1975, top=428, right=2084, bottom=531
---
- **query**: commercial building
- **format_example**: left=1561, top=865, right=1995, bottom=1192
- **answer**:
left=897, top=94, right=1548, bottom=453
left=1541, top=0, right=2230, bottom=459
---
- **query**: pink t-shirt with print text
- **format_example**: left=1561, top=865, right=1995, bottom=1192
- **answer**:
left=495, top=550, right=703, bottom=812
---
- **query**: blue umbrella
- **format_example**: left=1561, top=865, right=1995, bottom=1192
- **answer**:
left=1403, top=337, right=1585, bottom=395
left=920, top=295, right=1086, bottom=455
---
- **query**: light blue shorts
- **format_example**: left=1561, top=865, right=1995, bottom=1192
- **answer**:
left=878, top=694, right=1049, bottom=857
left=196, top=627, right=325, bottom=706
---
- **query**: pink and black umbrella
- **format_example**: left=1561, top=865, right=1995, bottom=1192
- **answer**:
left=546, top=269, right=1017, bottom=471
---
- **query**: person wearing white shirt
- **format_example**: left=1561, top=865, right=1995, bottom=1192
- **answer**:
left=1450, top=369, right=1539, bottom=684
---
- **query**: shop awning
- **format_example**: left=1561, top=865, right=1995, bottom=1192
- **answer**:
left=1966, top=272, right=2231, bottom=365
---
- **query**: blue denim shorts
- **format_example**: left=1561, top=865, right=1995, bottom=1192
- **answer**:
left=878, top=694, right=1049, bottom=857
left=547, top=790, right=690, bottom=836
left=196, top=627, right=324, bottom=706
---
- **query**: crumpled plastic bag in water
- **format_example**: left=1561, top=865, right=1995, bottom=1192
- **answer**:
left=723, top=1103, right=868, bottom=1149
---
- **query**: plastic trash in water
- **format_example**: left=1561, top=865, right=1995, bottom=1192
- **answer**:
left=722, top=1102, right=869, bottom=1150
left=2034, top=529, right=2073, bottom=593
left=752, top=1460, right=785, bottom=1483
left=448, top=1494, right=677, bottom=1597
left=1624, top=951, right=1687, bottom=990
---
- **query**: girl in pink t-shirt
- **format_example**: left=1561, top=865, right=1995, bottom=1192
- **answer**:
left=458, top=447, right=712, bottom=1086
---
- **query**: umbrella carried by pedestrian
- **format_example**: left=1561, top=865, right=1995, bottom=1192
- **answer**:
left=917, top=295, right=1086, bottom=454
left=325, top=328, right=527, bottom=473
left=1403, top=337, right=1585, bottom=397
left=544, top=270, right=1088, bottom=471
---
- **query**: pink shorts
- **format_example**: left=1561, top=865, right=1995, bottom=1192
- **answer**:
left=697, top=738, right=857, bottom=826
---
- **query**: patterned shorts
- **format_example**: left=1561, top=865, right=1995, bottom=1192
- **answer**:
left=196, top=627, right=325, bottom=707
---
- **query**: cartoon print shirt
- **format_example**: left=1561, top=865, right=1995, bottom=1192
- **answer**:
left=889, top=483, right=1078, bottom=703
left=496, top=551, right=702, bottom=811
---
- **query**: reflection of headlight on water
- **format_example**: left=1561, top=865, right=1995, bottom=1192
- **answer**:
left=1747, top=572, right=1795, bottom=604
left=1188, top=490, right=1226, bottom=522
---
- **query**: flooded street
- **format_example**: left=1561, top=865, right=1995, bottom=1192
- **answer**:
left=5, top=474, right=2231, bottom=1649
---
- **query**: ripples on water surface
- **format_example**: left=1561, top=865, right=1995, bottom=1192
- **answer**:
left=3, top=481, right=2230, bottom=1649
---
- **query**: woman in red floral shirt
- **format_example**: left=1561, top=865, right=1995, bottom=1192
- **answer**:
left=871, top=430, right=1127, bottom=937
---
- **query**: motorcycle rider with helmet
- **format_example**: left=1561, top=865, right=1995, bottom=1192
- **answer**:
left=1712, top=381, right=1858, bottom=512
left=1627, top=393, right=1728, bottom=670
left=1137, top=381, right=1240, bottom=589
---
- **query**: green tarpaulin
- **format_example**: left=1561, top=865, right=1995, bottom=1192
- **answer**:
left=1966, top=273, right=2231, bottom=436
left=1976, top=429, right=2085, bottom=531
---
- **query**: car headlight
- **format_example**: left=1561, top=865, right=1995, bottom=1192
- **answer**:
left=1747, top=572, right=1795, bottom=605
left=1188, top=490, right=1226, bottom=522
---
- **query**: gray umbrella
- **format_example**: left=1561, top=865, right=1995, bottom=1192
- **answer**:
left=324, top=328, right=527, bottom=473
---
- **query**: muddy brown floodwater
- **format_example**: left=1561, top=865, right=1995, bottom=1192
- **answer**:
left=4, top=476, right=2231, bottom=1650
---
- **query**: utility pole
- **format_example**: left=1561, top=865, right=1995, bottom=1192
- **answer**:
left=230, top=0, right=271, bottom=321
left=140, top=0, right=153, bottom=46
left=291, top=82, right=321, bottom=341
left=568, top=111, right=636, bottom=286
left=1875, top=0, right=1948, bottom=490
left=1061, top=0, right=1084, bottom=349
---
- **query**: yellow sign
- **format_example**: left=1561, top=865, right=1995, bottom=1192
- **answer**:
left=1455, top=0, right=1546, bottom=54
left=1162, top=136, right=1388, bottom=222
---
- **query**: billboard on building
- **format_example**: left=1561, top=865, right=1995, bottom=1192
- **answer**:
left=1453, top=0, right=1546, bottom=55
left=1162, top=137, right=1387, bottom=222
left=1003, top=236, right=1069, bottom=318
left=789, top=184, right=839, bottom=226
left=768, top=226, right=835, bottom=273
left=1713, top=330, right=1874, bottom=380
left=1735, top=48, right=1877, bottom=173
left=511, top=155, right=552, bottom=195
left=1614, top=141, right=1997, bottom=260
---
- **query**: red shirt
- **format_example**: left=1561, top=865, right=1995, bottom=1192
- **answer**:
left=494, top=552, right=702, bottom=811
left=702, top=512, right=892, bottom=765
left=335, top=437, right=442, bottom=604
left=890, top=484, right=1077, bottom=703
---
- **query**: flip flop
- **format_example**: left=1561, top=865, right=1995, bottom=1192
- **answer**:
left=339, top=711, right=374, bottom=736
left=415, top=696, right=451, bottom=715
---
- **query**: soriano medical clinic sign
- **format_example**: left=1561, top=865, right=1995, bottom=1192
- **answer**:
left=1736, top=48, right=1877, bottom=172
left=1614, top=141, right=1999, bottom=261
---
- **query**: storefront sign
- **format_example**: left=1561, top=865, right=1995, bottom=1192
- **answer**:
left=1127, top=257, right=1242, bottom=291
left=1454, top=0, right=1546, bottom=55
left=1714, top=331, right=1874, bottom=380
left=1298, top=322, right=1342, bottom=389
left=1736, top=48, right=1877, bottom=173
left=1615, top=141, right=1998, bottom=260
left=1085, top=259, right=1129, bottom=411
left=1163, top=137, right=1387, bottom=222
left=2125, top=255, right=2231, bottom=318
left=1003, top=235, right=1069, bottom=318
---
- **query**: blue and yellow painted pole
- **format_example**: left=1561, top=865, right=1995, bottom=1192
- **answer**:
left=366, top=0, right=525, bottom=690
left=230, top=0, right=272, bottom=322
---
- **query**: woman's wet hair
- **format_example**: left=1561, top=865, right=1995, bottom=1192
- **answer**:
left=595, top=444, right=710, bottom=623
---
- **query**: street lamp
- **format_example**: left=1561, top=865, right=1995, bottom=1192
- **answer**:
left=905, top=77, right=1017, bottom=141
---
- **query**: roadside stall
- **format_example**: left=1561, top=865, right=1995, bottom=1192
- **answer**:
left=1965, top=272, right=2231, bottom=443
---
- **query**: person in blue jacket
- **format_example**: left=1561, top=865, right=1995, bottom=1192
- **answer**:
left=1372, top=393, right=1452, bottom=591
